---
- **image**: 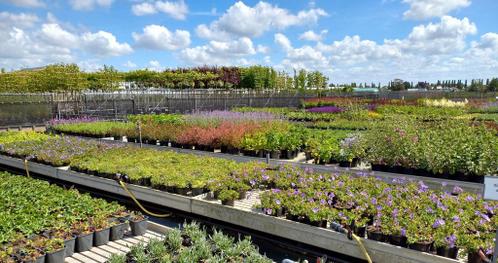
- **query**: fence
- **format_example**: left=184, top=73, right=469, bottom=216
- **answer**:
left=0, top=89, right=496, bottom=127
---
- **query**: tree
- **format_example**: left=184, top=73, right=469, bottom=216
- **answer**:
left=296, top=69, right=307, bottom=90
left=389, top=79, right=406, bottom=91
left=489, top=78, right=498, bottom=92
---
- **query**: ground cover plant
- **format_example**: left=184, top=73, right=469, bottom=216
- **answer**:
left=0, top=131, right=50, bottom=145
left=1, top=136, right=122, bottom=166
left=107, top=222, right=272, bottom=263
left=257, top=169, right=498, bottom=261
left=0, top=172, right=131, bottom=262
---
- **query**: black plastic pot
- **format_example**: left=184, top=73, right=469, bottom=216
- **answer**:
left=270, top=151, right=281, bottom=159
left=191, top=187, right=204, bottom=196
left=221, top=199, right=235, bottom=206
left=64, top=236, right=76, bottom=257
left=353, top=225, right=366, bottom=238
left=389, top=235, right=407, bottom=247
left=176, top=187, right=189, bottom=196
left=94, top=228, right=110, bottom=246
left=46, top=248, right=65, bottom=263
left=408, top=241, right=433, bottom=253
left=467, top=250, right=490, bottom=263
left=110, top=222, right=128, bottom=241
left=76, top=232, right=94, bottom=252
left=130, top=218, right=148, bottom=236
left=366, top=229, right=387, bottom=242
left=436, top=246, right=458, bottom=259
left=25, top=254, right=46, bottom=263
left=238, top=190, right=247, bottom=200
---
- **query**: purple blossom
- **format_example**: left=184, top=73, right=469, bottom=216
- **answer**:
left=432, top=218, right=445, bottom=228
left=275, top=199, right=281, bottom=205
left=371, top=198, right=377, bottom=205
left=452, top=215, right=460, bottom=223
left=452, top=186, right=463, bottom=195
left=307, top=106, right=344, bottom=113
left=312, top=207, right=319, bottom=213
left=445, top=234, right=457, bottom=248
left=392, top=208, right=399, bottom=218
left=264, top=208, right=273, bottom=215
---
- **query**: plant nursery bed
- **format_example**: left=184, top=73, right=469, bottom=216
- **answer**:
left=0, top=155, right=464, bottom=263
left=76, top=135, right=485, bottom=194
left=0, top=171, right=145, bottom=263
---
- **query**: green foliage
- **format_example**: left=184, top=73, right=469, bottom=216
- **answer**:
left=0, top=172, right=128, bottom=262
left=112, top=222, right=271, bottom=263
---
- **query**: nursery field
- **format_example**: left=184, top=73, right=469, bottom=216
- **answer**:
left=0, top=117, right=498, bottom=262
left=49, top=97, right=498, bottom=182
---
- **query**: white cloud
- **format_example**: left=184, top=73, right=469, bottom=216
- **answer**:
left=299, top=30, right=327, bottom=42
left=180, top=37, right=256, bottom=65
left=131, top=1, right=188, bottom=20
left=196, top=1, right=327, bottom=40
left=271, top=16, right=490, bottom=83
left=0, top=12, right=39, bottom=29
left=39, top=23, right=78, bottom=48
left=0, top=27, right=74, bottom=69
left=387, top=16, right=477, bottom=55
left=274, top=33, right=292, bottom=52
left=403, top=0, right=471, bottom=20
left=131, top=2, right=157, bottom=16
left=274, top=33, right=329, bottom=71
left=81, top=31, right=133, bottom=56
left=123, top=60, right=137, bottom=68
left=148, top=60, right=163, bottom=71
left=132, top=24, right=190, bottom=50
left=69, top=0, right=113, bottom=11
left=257, top=44, right=269, bottom=54
left=3, top=0, right=44, bottom=8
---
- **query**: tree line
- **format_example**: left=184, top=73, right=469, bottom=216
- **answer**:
left=0, top=64, right=329, bottom=93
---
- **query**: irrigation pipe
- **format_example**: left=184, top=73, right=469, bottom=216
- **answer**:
left=24, top=159, right=31, bottom=178
left=118, top=180, right=172, bottom=218
left=330, top=222, right=372, bottom=263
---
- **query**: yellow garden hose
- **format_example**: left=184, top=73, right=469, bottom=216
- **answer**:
left=352, top=233, right=373, bottom=263
left=24, top=159, right=31, bottom=178
left=118, top=180, right=171, bottom=218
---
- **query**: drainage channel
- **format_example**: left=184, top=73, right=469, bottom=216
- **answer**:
left=0, top=165, right=363, bottom=263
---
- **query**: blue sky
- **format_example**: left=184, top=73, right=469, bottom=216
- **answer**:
left=0, top=0, right=497, bottom=83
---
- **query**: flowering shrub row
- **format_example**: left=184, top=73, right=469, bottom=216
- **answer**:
left=258, top=169, right=497, bottom=260
left=358, top=120, right=498, bottom=179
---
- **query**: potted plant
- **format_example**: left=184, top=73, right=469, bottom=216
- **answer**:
left=130, top=211, right=148, bottom=236
left=74, top=221, right=95, bottom=253
left=218, top=189, right=239, bottom=206
left=366, top=220, right=387, bottom=242
left=92, top=215, right=111, bottom=246
left=51, top=226, right=77, bottom=257
left=44, top=238, right=65, bottom=263
left=110, top=212, right=129, bottom=241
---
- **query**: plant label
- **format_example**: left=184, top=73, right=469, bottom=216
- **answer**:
left=484, top=176, right=498, bottom=201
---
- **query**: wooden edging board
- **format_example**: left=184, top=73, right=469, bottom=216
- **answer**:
left=0, top=154, right=461, bottom=263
